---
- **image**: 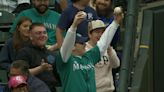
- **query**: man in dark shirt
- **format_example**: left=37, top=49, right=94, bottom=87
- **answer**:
left=16, top=23, right=60, bottom=92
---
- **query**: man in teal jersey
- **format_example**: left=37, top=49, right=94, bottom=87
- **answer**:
left=55, top=11, right=123, bottom=92
left=9, top=0, right=60, bottom=50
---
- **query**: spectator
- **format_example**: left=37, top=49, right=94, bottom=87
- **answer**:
left=85, top=20, right=120, bottom=92
left=55, top=0, right=98, bottom=50
left=0, top=17, right=32, bottom=70
left=55, top=11, right=122, bottom=92
left=9, top=60, right=51, bottom=92
left=15, top=23, right=61, bottom=92
left=9, top=0, right=60, bottom=51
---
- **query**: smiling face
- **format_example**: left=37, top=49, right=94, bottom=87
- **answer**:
left=18, top=20, right=32, bottom=38
left=30, top=24, right=48, bottom=48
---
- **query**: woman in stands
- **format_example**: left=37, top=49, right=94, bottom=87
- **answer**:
left=0, top=17, right=32, bottom=70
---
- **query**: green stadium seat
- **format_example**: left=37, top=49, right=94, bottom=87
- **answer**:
left=0, top=10, right=15, bottom=25
left=0, top=70, right=8, bottom=85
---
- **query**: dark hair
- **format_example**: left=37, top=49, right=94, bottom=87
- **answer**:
left=13, top=17, right=32, bottom=51
left=29, top=22, right=45, bottom=31
left=10, top=60, right=30, bottom=75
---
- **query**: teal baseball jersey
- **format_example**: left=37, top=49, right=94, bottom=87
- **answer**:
left=56, top=46, right=101, bottom=92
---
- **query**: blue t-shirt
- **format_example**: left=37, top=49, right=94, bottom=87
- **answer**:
left=57, top=4, right=98, bottom=37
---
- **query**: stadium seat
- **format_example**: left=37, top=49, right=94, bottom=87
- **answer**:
left=0, top=10, right=15, bottom=25
left=0, top=69, right=8, bottom=85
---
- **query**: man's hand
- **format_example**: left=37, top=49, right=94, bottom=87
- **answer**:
left=40, top=59, right=53, bottom=71
left=72, top=11, right=86, bottom=28
left=47, top=43, right=59, bottom=51
left=114, top=7, right=124, bottom=24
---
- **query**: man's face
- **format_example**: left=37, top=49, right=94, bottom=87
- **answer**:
left=30, top=26, right=48, bottom=48
left=33, top=0, right=49, bottom=14
left=95, top=0, right=112, bottom=17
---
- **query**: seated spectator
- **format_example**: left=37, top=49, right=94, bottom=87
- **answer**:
left=15, top=23, right=61, bottom=92
left=0, top=17, right=32, bottom=70
left=9, top=60, right=51, bottom=92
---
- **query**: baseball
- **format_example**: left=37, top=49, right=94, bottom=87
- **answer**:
left=81, top=11, right=87, bottom=18
left=114, top=7, right=122, bottom=14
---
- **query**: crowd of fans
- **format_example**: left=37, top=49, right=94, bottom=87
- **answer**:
left=0, top=0, right=129, bottom=92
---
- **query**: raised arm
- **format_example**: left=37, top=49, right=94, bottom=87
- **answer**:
left=97, top=8, right=123, bottom=56
left=97, top=21, right=119, bottom=56
left=60, top=11, right=86, bottom=62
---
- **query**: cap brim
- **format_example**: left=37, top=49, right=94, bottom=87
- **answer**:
left=90, top=27, right=106, bottom=32
left=75, top=36, right=88, bottom=44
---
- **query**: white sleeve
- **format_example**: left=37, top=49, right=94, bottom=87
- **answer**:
left=97, top=21, right=119, bottom=56
left=60, top=27, right=77, bottom=63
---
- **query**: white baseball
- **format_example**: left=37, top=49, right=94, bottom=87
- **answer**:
left=81, top=11, right=87, bottom=18
left=114, top=7, right=122, bottom=14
